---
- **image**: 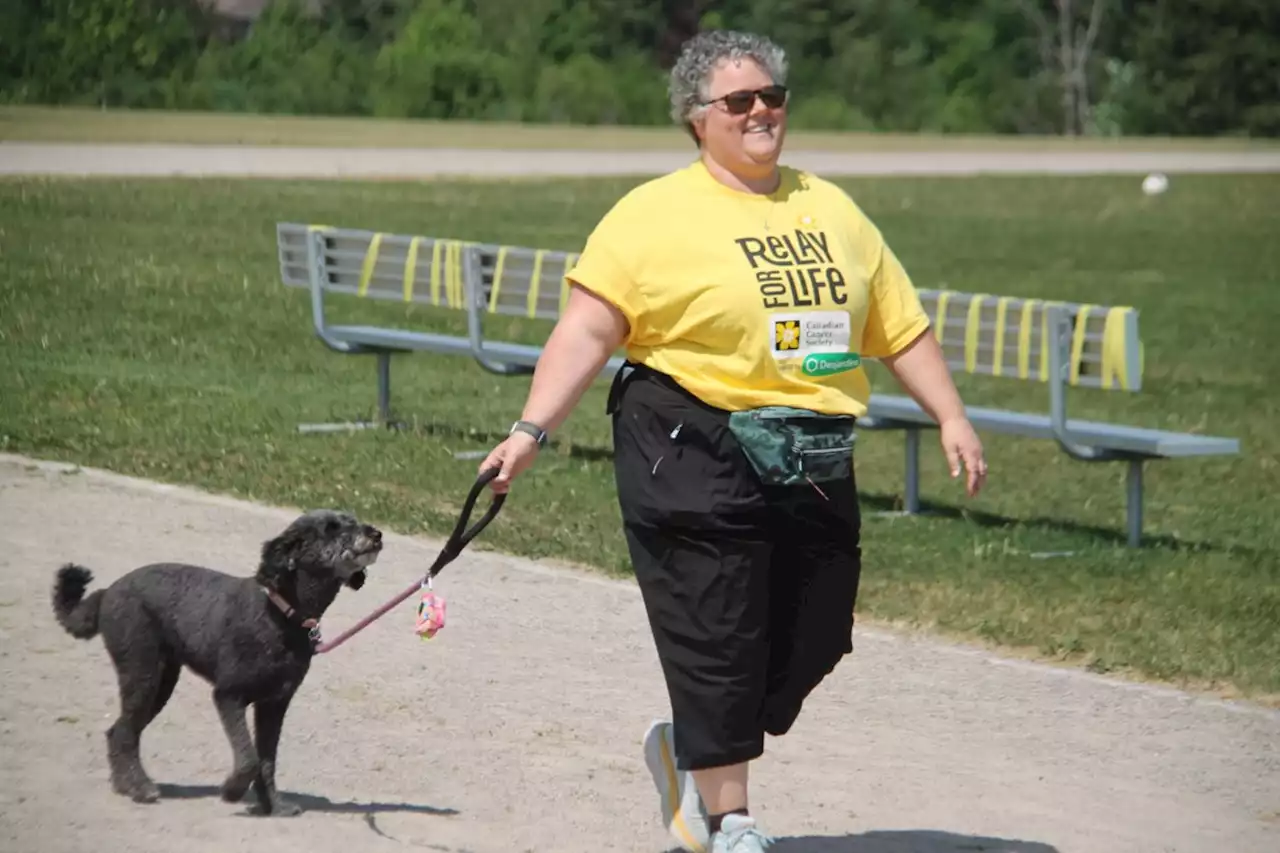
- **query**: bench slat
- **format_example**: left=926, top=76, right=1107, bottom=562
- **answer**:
left=861, top=395, right=1239, bottom=458
left=325, top=325, right=624, bottom=380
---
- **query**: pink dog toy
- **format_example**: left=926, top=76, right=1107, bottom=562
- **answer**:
left=415, top=577, right=446, bottom=640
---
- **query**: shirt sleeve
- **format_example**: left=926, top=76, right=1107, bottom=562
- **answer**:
left=564, top=200, right=649, bottom=345
left=860, top=227, right=931, bottom=360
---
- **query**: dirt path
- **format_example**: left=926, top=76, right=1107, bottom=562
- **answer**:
left=0, top=454, right=1277, bottom=853
left=3, top=141, right=1280, bottom=177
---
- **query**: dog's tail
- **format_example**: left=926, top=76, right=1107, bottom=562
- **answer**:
left=52, top=564, right=104, bottom=640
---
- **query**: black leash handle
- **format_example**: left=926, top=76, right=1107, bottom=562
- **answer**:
left=427, top=466, right=506, bottom=577
left=313, top=467, right=508, bottom=654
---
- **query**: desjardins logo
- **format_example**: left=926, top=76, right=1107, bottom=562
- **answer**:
left=802, top=352, right=861, bottom=377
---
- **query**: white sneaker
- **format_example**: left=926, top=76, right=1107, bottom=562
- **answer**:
left=710, top=813, right=774, bottom=852
left=642, top=719, right=710, bottom=852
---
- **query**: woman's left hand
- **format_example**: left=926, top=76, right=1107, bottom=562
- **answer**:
left=940, top=416, right=987, bottom=497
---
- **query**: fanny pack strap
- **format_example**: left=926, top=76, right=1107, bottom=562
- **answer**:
left=606, top=361, right=730, bottom=423
left=605, top=362, right=639, bottom=416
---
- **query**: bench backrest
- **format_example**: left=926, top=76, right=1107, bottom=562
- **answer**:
left=277, top=222, right=1142, bottom=392
left=922, top=289, right=1142, bottom=391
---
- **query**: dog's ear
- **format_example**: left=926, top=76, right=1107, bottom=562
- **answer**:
left=257, top=526, right=304, bottom=585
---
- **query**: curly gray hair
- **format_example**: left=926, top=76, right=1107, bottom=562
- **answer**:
left=668, top=29, right=789, bottom=146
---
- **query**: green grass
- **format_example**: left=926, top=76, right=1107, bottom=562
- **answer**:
left=2, top=172, right=1278, bottom=705
left=5, top=104, right=1280, bottom=151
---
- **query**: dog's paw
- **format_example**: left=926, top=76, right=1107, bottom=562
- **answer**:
left=118, top=780, right=159, bottom=804
left=247, top=796, right=303, bottom=817
left=271, top=797, right=303, bottom=817
left=132, top=782, right=161, bottom=804
left=112, top=772, right=159, bottom=803
left=221, top=768, right=256, bottom=803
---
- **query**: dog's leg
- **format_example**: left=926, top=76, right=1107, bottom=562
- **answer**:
left=214, top=691, right=259, bottom=803
left=101, top=607, right=168, bottom=804
left=105, top=688, right=162, bottom=804
left=249, top=697, right=301, bottom=817
left=148, top=660, right=181, bottom=725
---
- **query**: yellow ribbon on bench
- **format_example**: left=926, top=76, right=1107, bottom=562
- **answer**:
left=428, top=240, right=465, bottom=308
left=451, top=241, right=467, bottom=309
left=1069, top=303, right=1095, bottom=385
left=430, top=241, right=443, bottom=306
left=488, top=246, right=510, bottom=313
left=402, top=237, right=422, bottom=302
left=1017, top=298, right=1037, bottom=379
left=526, top=250, right=545, bottom=318
left=357, top=233, right=385, bottom=297
left=992, top=296, right=1011, bottom=376
left=964, top=293, right=988, bottom=373
left=1100, top=306, right=1137, bottom=390
left=933, top=290, right=952, bottom=346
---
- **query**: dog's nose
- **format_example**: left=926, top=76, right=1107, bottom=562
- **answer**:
left=368, top=527, right=382, bottom=542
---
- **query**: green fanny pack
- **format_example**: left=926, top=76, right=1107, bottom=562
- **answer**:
left=727, top=406, right=856, bottom=487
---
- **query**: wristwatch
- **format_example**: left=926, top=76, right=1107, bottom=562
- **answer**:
left=509, top=419, right=548, bottom=448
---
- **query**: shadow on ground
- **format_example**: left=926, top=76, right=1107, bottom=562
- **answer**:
left=668, top=831, right=1059, bottom=852
left=156, top=783, right=458, bottom=817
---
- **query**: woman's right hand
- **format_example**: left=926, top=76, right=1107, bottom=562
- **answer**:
left=479, top=431, right=542, bottom=494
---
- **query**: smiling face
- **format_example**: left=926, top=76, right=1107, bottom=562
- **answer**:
left=692, top=57, right=788, bottom=185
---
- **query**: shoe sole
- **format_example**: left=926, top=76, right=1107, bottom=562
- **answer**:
left=644, top=720, right=707, bottom=853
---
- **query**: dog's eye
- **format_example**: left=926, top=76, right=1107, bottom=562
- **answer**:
left=325, top=519, right=340, bottom=535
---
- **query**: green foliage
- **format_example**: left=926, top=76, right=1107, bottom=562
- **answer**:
left=371, top=0, right=502, bottom=119
left=1117, top=0, right=1280, bottom=137
left=2, top=0, right=204, bottom=107
left=185, top=0, right=374, bottom=115
left=1, top=0, right=1277, bottom=139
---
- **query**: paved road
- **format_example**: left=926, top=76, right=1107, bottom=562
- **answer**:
left=1, top=454, right=1277, bottom=853
left=3, top=141, right=1280, bottom=177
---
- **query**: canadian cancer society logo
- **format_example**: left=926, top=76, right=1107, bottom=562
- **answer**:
left=774, top=320, right=801, bottom=351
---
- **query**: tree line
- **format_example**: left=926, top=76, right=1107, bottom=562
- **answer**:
left=2, top=0, right=1276, bottom=138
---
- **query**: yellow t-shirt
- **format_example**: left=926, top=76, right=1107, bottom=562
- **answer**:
left=567, top=159, right=930, bottom=418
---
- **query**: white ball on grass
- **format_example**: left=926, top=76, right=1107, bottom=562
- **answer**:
left=1141, top=172, right=1169, bottom=195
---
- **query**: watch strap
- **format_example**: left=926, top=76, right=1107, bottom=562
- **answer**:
left=510, top=420, right=548, bottom=447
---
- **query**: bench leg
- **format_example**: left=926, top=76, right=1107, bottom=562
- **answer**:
left=1126, top=458, right=1144, bottom=548
left=904, top=427, right=921, bottom=513
left=296, top=350, right=401, bottom=434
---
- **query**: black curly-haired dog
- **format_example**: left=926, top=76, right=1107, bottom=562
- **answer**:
left=51, top=509, right=382, bottom=816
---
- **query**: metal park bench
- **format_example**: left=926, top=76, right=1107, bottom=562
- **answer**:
left=276, top=222, right=1241, bottom=547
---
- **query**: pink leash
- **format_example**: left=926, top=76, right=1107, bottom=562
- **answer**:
left=311, top=467, right=506, bottom=654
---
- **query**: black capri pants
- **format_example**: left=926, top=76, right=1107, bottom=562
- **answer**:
left=608, top=363, right=863, bottom=771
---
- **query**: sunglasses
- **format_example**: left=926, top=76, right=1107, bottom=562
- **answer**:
left=704, top=84, right=789, bottom=115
